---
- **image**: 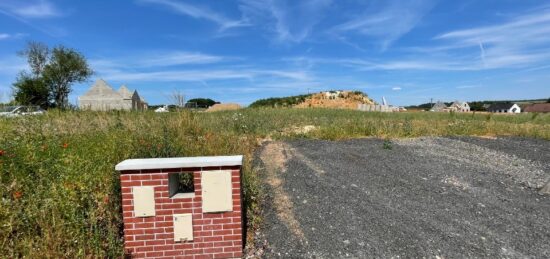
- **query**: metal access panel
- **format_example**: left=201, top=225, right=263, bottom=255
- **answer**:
left=173, top=214, right=193, bottom=242
left=132, top=186, right=156, bottom=217
left=201, top=170, right=233, bottom=213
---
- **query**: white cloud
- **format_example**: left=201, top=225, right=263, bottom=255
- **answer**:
left=432, top=6, right=550, bottom=69
left=0, top=0, right=61, bottom=18
left=100, top=68, right=311, bottom=83
left=332, top=0, right=436, bottom=50
left=0, top=32, right=27, bottom=40
left=138, top=0, right=249, bottom=30
left=392, top=87, right=402, bottom=91
left=239, top=0, right=332, bottom=43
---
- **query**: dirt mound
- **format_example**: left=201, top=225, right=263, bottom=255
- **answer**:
left=206, top=103, right=241, bottom=112
left=295, top=90, right=374, bottom=109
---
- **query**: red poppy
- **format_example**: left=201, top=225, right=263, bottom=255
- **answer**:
left=13, top=191, right=22, bottom=199
left=62, top=143, right=69, bottom=149
left=0, top=150, right=4, bottom=156
left=103, top=196, right=109, bottom=204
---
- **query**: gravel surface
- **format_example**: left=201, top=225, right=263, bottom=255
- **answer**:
left=253, top=137, right=550, bottom=258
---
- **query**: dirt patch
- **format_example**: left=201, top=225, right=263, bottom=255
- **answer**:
left=259, top=142, right=306, bottom=242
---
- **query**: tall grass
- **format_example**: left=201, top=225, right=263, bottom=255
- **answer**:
left=0, top=108, right=548, bottom=257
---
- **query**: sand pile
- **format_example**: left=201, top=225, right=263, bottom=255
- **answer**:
left=206, top=103, right=241, bottom=112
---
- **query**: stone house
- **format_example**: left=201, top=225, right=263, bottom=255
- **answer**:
left=430, top=101, right=448, bottom=112
left=79, top=79, right=148, bottom=111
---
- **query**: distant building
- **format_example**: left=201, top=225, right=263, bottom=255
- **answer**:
left=79, top=79, right=148, bottom=111
left=430, top=101, right=448, bottom=112
left=449, top=101, right=470, bottom=112
left=487, top=103, right=521, bottom=113
left=523, top=103, right=550, bottom=113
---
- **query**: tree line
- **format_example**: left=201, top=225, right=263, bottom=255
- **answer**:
left=12, top=41, right=92, bottom=109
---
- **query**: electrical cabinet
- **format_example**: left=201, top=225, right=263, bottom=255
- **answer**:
left=173, top=214, right=193, bottom=242
left=132, top=186, right=155, bottom=217
left=201, top=170, right=233, bottom=213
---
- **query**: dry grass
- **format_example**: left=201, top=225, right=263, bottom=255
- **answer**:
left=0, top=108, right=548, bottom=257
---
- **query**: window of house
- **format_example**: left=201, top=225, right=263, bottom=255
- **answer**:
left=169, top=172, right=195, bottom=198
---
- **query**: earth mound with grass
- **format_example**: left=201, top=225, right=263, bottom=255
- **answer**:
left=294, top=90, right=375, bottom=109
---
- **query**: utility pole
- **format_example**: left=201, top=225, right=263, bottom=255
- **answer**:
left=430, top=98, right=433, bottom=108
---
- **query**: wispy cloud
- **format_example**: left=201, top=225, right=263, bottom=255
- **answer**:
left=239, top=0, right=332, bottom=43
left=100, top=69, right=311, bottom=83
left=90, top=51, right=312, bottom=83
left=0, top=32, right=27, bottom=40
left=0, top=0, right=61, bottom=18
left=433, top=6, right=550, bottom=69
left=138, top=0, right=249, bottom=30
left=392, top=87, right=402, bottom=91
left=332, top=0, right=436, bottom=50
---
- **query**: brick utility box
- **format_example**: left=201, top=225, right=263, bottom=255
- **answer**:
left=115, top=156, right=244, bottom=259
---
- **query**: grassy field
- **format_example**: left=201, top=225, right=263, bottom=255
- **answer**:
left=1, top=108, right=549, bottom=257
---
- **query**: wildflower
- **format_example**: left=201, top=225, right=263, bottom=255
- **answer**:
left=0, top=150, right=4, bottom=156
left=103, top=196, right=109, bottom=204
left=13, top=191, right=22, bottom=199
left=62, top=143, right=69, bottom=149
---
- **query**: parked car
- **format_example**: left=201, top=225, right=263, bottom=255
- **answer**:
left=0, top=106, right=46, bottom=117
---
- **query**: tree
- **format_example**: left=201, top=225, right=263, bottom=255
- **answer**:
left=169, top=90, right=186, bottom=108
left=13, top=74, right=49, bottom=108
left=17, top=41, right=49, bottom=77
left=13, top=41, right=93, bottom=109
left=42, top=46, right=93, bottom=108
left=186, top=98, right=216, bottom=108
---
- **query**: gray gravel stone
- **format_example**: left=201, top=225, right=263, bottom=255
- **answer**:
left=254, top=137, right=550, bottom=258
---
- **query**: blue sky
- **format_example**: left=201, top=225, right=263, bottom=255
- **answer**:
left=0, top=0, right=549, bottom=106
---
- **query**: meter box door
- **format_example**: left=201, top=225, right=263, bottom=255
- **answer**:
left=201, top=170, right=233, bottom=213
left=173, top=214, right=193, bottom=242
left=132, top=186, right=155, bottom=217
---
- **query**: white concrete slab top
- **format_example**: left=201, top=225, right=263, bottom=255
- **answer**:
left=115, top=155, right=243, bottom=171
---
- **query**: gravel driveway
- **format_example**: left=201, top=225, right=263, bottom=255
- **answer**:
left=253, top=137, right=550, bottom=258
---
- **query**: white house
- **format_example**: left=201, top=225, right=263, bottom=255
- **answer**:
left=450, top=101, right=470, bottom=112
left=487, top=103, right=521, bottom=113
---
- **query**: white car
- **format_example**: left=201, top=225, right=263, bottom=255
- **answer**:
left=0, top=106, right=46, bottom=117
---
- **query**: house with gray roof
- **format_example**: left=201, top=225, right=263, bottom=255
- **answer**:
left=430, top=101, right=448, bottom=112
left=487, top=103, right=521, bottom=113
left=79, top=79, right=147, bottom=111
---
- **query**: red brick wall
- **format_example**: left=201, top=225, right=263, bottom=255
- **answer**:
left=120, top=166, right=243, bottom=259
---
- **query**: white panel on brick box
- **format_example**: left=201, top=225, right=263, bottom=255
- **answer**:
left=202, top=170, right=233, bottom=213
left=132, top=186, right=156, bottom=217
left=174, top=214, right=193, bottom=242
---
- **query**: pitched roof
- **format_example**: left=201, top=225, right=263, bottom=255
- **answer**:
left=80, top=79, right=122, bottom=100
left=431, top=101, right=447, bottom=109
left=118, top=85, right=134, bottom=99
left=487, top=102, right=516, bottom=110
left=523, top=103, right=550, bottom=113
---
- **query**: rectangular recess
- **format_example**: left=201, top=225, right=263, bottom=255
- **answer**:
left=132, top=186, right=156, bottom=217
left=201, top=170, right=233, bottom=213
left=173, top=213, right=193, bottom=242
